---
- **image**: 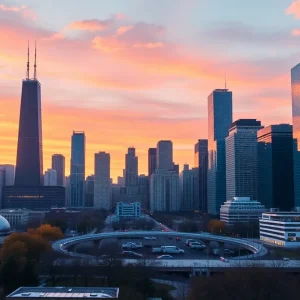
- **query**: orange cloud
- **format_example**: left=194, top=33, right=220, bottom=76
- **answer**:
left=132, top=42, right=164, bottom=49
left=286, top=1, right=300, bottom=19
left=0, top=4, right=25, bottom=12
left=92, top=36, right=123, bottom=53
left=292, top=28, right=300, bottom=36
left=116, top=25, right=134, bottom=35
left=68, top=19, right=110, bottom=32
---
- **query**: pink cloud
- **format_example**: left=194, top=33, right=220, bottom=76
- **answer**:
left=116, top=25, right=134, bottom=36
left=114, top=13, right=127, bottom=20
left=68, top=19, right=110, bottom=32
left=292, top=28, right=300, bottom=36
left=285, top=1, right=300, bottom=19
left=132, top=42, right=164, bottom=49
left=0, top=4, right=25, bottom=12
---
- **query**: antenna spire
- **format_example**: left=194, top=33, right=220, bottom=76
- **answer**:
left=26, top=41, right=30, bottom=80
left=225, top=72, right=227, bottom=90
left=34, top=41, right=37, bottom=80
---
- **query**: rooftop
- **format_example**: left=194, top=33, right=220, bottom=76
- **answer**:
left=7, top=287, right=119, bottom=299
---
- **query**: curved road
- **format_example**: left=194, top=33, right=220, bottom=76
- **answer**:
left=53, top=231, right=267, bottom=260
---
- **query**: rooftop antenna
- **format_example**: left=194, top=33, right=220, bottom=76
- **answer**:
left=34, top=41, right=37, bottom=80
left=225, top=72, right=227, bottom=90
left=26, top=41, right=30, bottom=80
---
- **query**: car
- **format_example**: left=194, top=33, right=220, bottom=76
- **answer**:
left=283, top=257, right=290, bottom=261
left=212, top=248, right=234, bottom=256
left=168, top=236, right=173, bottom=240
left=122, top=251, right=143, bottom=258
left=220, top=256, right=229, bottom=262
left=144, top=236, right=157, bottom=240
left=122, top=242, right=143, bottom=249
left=176, top=237, right=181, bottom=241
left=157, top=255, right=173, bottom=259
left=189, top=242, right=206, bottom=249
left=161, top=246, right=184, bottom=254
left=185, top=239, right=196, bottom=246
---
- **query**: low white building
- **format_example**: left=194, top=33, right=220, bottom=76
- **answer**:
left=0, top=209, right=29, bottom=226
left=220, top=197, right=267, bottom=225
left=116, top=202, right=141, bottom=220
left=260, top=210, right=300, bottom=248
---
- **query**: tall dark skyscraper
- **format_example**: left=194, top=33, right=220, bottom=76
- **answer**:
left=125, top=147, right=138, bottom=194
left=70, top=131, right=85, bottom=207
left=257, top=124, right=294, bottom=210
left=207, top=89, right=233, bottom=215
left=148, top=148, right=157, bottom=177
left=52, top=154, right=65, bottom=186
left=157, top=141, right=173, bottom=172
left=194, top=139, right=208, bottom=212
left=15, top=44, right=43, bottom=186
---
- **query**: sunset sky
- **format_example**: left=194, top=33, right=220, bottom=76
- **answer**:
left=0, top=0, right=300, bottom=181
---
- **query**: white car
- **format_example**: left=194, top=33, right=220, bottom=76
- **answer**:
left=161, top=246, right=184, bottom=254
left=144, top=236, right=157, bottom=240
left=122, top=242, right=143, bottom=249
left=157, top=255, right=173, bottom=259
left=185, top=239, right=196, bottom=246
left=189, top=242, right=206, bottom=249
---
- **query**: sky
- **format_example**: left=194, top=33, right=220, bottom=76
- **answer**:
left=0, top=0, right=300, bottom=181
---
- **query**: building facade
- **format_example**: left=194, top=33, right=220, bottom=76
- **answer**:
left=0, top=165, right=15, bottom=208
left=85, top=175, right=94, bottom=207
left=94, top=152, right=111, bottom=210
left=156, top=141, right=173, bottom=172
left=148, top=148, right=157, bottom=177
left=44, top=169, right=57, bottom=186
left=180, top=164, right=194, bottom=210
left=260, top=211, right=300, bottom=248
left=52, top=154, right=65, bottom=186
left=257, top=124, right=294, bottom=210
left=194, top=139, right=208, bottom=212
left=220, top=197, right=267, bottom=225
left=116, top=202, right=141, bottom=219
left=292, top=63, right=300, bottom=207
left=0, top=209, right=29, bottom=226
left=207, top=89, right=233, bottom=215
left=70, top=131, right=85, bottom=207
left=225, top=119, right=263, bottom=202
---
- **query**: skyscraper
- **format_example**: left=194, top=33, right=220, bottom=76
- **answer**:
left=125, top=147, right=138, bottom=194
left=157, top=141, right=173, bottom=172
left=207, top=89, right=233, bottom=215
left=15, top=44, right=43, bottom=187
left=225, top=119, right=263, bottom=202
left=194, top=140, right=208, bottom=212
left=94, top=152, right=111, bottom=210
left=292, top=63, right=300, bottom=206
left=70, top=131, right=85, bottom=207
left=180, top=164, right=194, bottom=210
left=0, top=165, right=15, bottom=186
left=52, top=154, right=65, bottom=186
left=85, top=175, right=95, bottom=207
left=44, top=169, right=57, bottom=186
left=148, top=148, right=157, bottom=177
left=257, top=124, right=294, bottom=210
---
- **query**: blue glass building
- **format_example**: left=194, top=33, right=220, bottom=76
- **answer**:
left=70, top=131, right=85, bottom=207
left=207, top=89, right=232, bottom=215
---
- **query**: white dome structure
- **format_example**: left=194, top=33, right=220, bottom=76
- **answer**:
left=0, top=215, right=11, bottom=233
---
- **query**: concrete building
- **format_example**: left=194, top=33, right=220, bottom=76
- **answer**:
left=220, top=197, right=267, bottom=225
left=7, top=287, right=119, bottom=299
left=116, top=202, right=141, bottom=220
left=257, top=124, right=294, bottom=210
left=85, top=175, right=94, bottom=207
left=150, top=169, right=180, bottom=213
left=292, top=63, right=300, bottom=207
left=44, top=169, right=57, bottom=186
left=70, top=131, right=85, bottom=207
left=94, top=152, right=111, bottom=210
left=260, top=210, right=300, bottom=248
left=117, top=176, right=125, bottom=186
left=0, top=165, right=15, bottom=208
left=180, top=164, right=194, bottom=210
left=148, top=148, right=157, bottom=177
left=194, top=140, right=208, bottom=212
left=125, top=147, right=138, bottom=194
left=225, top=119, right=263, bottom=202
left=207, top=89, right=233, bottom=215
left=0, top=209, right=29, bottom=226
left=156, top=141, right=173, bottom=172
left=52, top=154, right=65, bottom=186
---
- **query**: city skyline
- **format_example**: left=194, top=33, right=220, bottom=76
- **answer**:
left=0, top=1, right=299, bottom=180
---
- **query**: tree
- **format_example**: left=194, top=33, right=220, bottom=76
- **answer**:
left=28, top=224, right=64, bottom=241
left=207, top=220, right=226, bottom=234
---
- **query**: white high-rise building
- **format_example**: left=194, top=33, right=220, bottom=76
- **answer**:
left=156, top=141, right=173, bottom=172
left=150, top=169, right=180, bottom=213
left=225, top=119, right=263, bottom=202
left=44, top=169, right=57, bottom=186
left=180, top=164, right=194, bottom=210
left=0, top=165, right=15, bottom=186
left=94, top=152, right=111, bottom=210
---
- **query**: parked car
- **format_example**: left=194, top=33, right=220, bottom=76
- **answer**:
left=144, top=236, right=157, bottom=240
left=161, top=246, right=184, bottom=254
left=189, top=242, right=206, bottom=249
left=185, top=239, right=196, bottom=246
left=122, top=242, right=143, bottom=249
left=122, top=251, right=143, bottom=258
left=157, top=255, right=173, bottom=259
left=176, top=237, right=181, bottom=241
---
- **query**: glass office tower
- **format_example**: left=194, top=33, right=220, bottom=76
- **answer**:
left=207, top=89, right=232, bottom=215
left=70, top=131, right=85, bottom=207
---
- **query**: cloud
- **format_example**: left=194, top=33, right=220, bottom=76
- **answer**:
left=68, top=19, right=111, bottom=32
left=292, top=29, right=300, bottom=36
left=0, top=4, right=25, bottom=12
left=116, top=25, right=134, bottom=36
left=132, top=42, right=164, bottom=49
left=114, top=13, right=127, bottom=20
left=286, top=1, right=300, bottom=19
left=92, top=36, right=123, bottom=53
